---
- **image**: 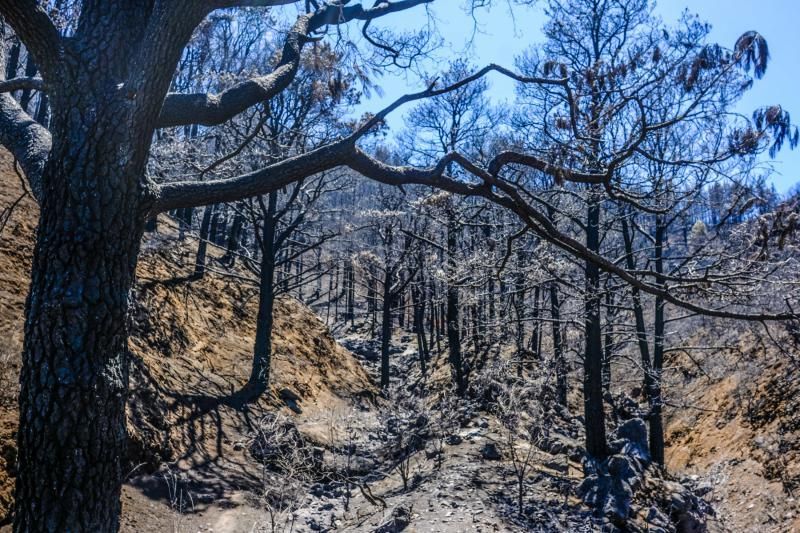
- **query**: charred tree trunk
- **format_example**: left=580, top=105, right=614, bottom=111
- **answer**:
left=34, top=92, right=49, bottom=127
left=603, top=290, right=614, bottom=393
left=193, top=204, right=214, bottom=278
left=177, top=207, right=193, bottom=241
left=621, top=213, right=666, bottom=464
left=343, top=259, right=355, bottom=324
left=222, top=210, right=244, bottom=267
left=209, top=209, right=221, bottom=245
left=15, top=69, right=151, bottom=532
left=411, top=280, right=428, bottom=377
left=551, top=282, right=567, bottom=407
left=650, top=215, right=666, bottom=466
left=446, top=219, right=465, bottom=395
left=333, top=262, right=340, bottom=323
left=529, top=285, right=541, bottom=361
left=584, top=189, right=607, bottom=459
left=429, top=281, right=439, bottom=353
left=514, top=249, right=526, bottom=377
left=249, top=192, right=278, bottom=394
left=367, top=268, right=377, bottom=336
left=380, top=269, right=393, bottom=389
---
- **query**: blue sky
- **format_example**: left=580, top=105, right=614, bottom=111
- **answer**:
left=354, top=0, right=800, bottom=192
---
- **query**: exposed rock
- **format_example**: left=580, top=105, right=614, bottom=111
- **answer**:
left=664, top=480, right=709, bottom=533
left=480, top=442, right=502, bottom=461
left=647, top=505, right=671, bottom=528
left=579, top=419, right=652, bottom=527
left=279, top=387, right=303, bottom=414
left=445, top=434, right=463, bottom=446
left=374, top=505, right=412, bottom=532
left=543, top=458, right=569, bottom=474
left=609, top=418, right=649, bottom=461
left=693, top=481, right=714, bottom=497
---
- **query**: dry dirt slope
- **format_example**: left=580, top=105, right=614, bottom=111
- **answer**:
left=663, top=318, right=800, bottom=532
left=0, top=149, right=374, bottom=527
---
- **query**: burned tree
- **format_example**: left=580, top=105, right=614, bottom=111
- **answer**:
left=0, top=1, right=795, bottom=531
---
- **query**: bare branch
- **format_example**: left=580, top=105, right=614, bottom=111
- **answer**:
left=487, top=151, right=607, bottom=183
left=153, top=140, right=351, bottom=212
left=157, top=0, right=434, bottom=128
left=0, top=77, right=44, bottom=94
left=345, top=148, right=796, bottom=322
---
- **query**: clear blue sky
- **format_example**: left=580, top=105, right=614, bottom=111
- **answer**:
left=354, top=0, right=800, bottom=192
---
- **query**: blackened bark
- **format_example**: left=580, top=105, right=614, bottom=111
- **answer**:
left=15, top=91, right=148, bottom=533
left=650, top=215, right=666, bottom=466
left=367, top=270, right=377, bottom=336
left=144, top=215, right=158, bottom=233
left=621, top=215, right=652, bottom=386
left=583, top=189, right=607, bottom=459
left=551, top=283, right=567, bottom=407
left=621, top=213, right=665, bottom=464
left=530, top=285, right=541, bottom=361
left=333, top=263, right=340, bottom=322
left=446, top=219, right=465, bottom=395
left=249, top=192, right=278, bottom=393
left=209, top=209, right=220, bottom=245
left=8, top=1, right=181, bottom=526
left=428, top=281, right=438, bottom=353
left=396, top=292, right=406, bottom=330
left=380, top=269, right=393, bottom=389
left=411, top=281, right=428, bottom=377
left=193, top=204, right=214, bottom=278
left=346, top=261, right=355, bottom=325
left=34, top=91, right=49, bottom=127
left=602, top=290, right=613, bottom=393
left=222, top=210, right=244, bottom=267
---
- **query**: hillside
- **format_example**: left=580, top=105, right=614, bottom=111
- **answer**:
left=1, top=145, right=799, bottom=532
left=0, top=151, right=375, bottom=528
left=664, top=319, right=800, bottom=532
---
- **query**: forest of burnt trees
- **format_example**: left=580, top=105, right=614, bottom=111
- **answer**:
left=0, top=0, right=799, bottom=531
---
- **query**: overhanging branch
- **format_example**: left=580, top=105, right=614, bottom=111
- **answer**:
left=0, top=77, right=45, bottom=94
left=157, top=0, right=433, bottom=128
left=0, top=0, right=62, bottom=82
left=0, top=94, right=50, bottom=202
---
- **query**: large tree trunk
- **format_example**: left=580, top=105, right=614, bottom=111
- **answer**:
left=15, top=122, right=146, bottom=532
